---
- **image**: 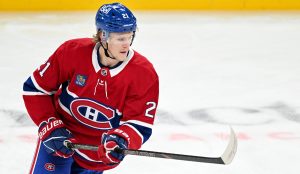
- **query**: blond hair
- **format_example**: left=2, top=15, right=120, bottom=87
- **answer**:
left=92, top=31, right=102, bottom=43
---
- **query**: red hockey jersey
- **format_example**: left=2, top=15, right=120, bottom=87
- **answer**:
left=23, top=38, right=159, bottom=171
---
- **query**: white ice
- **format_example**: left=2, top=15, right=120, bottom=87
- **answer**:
left=0, top=11, right=300, bottom=174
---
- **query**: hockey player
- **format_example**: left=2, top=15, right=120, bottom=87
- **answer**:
left=23, top=2, right=159, bottom=174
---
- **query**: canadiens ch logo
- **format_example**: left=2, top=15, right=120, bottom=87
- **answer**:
left=44, top=163, right=55, bottom=171
left=70, top=98, right=116, bottom=130
left=75, top=74, right=87, bottom=87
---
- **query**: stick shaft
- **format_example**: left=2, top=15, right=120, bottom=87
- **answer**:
left=64, top=127, right=237, bottom=165
left=65, top=140, right=232, bottom=165
left=69, top=142, right=224, bottom=164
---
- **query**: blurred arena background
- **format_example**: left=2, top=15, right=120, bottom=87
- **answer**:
left=1, top=0, right=300, bottom=11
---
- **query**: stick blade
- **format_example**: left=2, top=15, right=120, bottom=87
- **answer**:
left=220, top=127, right=238, bottom=164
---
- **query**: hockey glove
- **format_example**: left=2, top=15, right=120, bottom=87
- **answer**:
left=38, top=117, right=75, bottom=158
left=97, top=133, right=128, bottom=165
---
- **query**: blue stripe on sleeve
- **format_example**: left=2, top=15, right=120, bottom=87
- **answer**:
left=126, top=122, right=152, bottom=144
left=23, top=77, right=42, bottom=93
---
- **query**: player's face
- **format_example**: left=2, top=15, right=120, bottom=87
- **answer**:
left=107, top=32, right=134, bottom=61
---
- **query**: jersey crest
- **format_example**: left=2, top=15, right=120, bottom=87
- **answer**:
left=70, top=98, right=117, bottom=130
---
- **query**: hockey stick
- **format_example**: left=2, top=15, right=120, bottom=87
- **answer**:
left=64, top=127, right=237, bottom=165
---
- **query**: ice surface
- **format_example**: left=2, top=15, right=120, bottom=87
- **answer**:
left=0, top=11, right=300, bottom=174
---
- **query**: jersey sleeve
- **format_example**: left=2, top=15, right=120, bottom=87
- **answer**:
left=110, top=73, right=159, bottom=150
left=23, top=42, right=71, bottom=126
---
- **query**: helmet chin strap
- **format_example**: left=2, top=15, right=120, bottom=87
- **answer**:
left=99, top=41, right=116, bottom=60
left=100, top=30, right=117, bottom=60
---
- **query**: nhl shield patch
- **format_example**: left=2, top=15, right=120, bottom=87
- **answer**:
left=75, top=74, right=87, bottom=87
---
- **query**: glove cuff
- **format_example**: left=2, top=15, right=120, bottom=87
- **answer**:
left=38, top=117, right=65, bottom=140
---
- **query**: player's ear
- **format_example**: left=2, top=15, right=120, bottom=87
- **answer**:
left=97, top=31, right=103, bottom=42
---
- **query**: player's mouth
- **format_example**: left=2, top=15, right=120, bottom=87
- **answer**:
left=120, top=51, right=128, bottom=55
